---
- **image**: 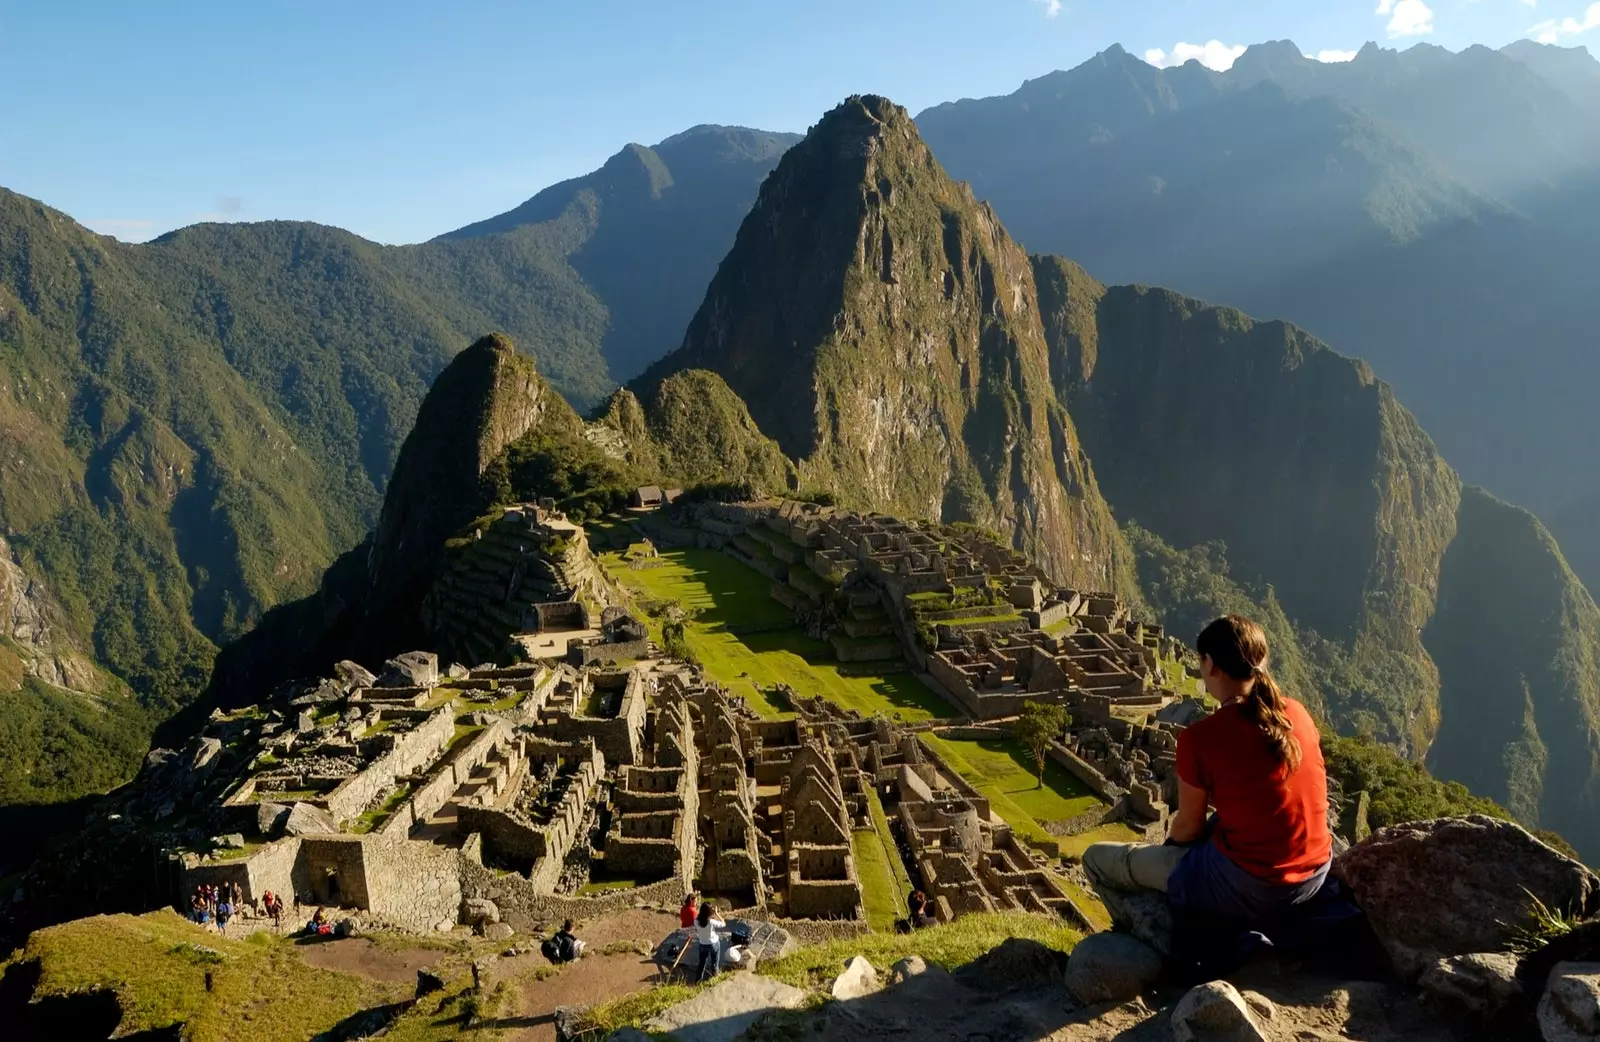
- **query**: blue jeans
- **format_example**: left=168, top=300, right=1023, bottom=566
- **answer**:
left=1167, top=839, right=1330, bottom=922
left=697, top=943, right=718, bottom=981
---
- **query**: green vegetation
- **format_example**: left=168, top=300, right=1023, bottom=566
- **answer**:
left=2, top=910, right=402, bottom=1040
left=603, top=547, right=954, bottom=722
left=757, top=911, right=1080, bottom=990
left=921, top=734, right=1101, bottom=850
left=852, top=829, right=902, bottom=931
left=1013, top=701, right=1070, bottom=789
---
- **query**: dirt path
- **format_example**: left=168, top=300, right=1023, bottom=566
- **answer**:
left=296, top=937, right=445, bottom=983
left=506, top=953, right=661, bottom=1042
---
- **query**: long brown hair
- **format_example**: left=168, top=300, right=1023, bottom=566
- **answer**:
left=1196, top=615, right=1302, bottom=773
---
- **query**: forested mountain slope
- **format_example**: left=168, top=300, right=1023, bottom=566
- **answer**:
left=0, top=125, right=792, bottom=805
left=916, top=41, right=1600, bottom=596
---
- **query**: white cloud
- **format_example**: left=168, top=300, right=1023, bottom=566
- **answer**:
left=1143, top=40, right=1249, bottom=72
left=1529, top=2, right=1600, bottom=42
left=1377, top=0, right=1435, bottom=36
left=1032, top=0, right=1062, bottom=17
left=1308, top=49, right=1360, bottom=62
left=85, top=218, right=156, bottom=242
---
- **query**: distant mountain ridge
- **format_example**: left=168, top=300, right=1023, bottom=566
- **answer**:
left=915, top=38, right=1600, bottom=599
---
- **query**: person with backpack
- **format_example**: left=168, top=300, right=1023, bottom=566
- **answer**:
left=216, top=896, right=233, bottom=935
left=694, top=903, right=725, bottom=983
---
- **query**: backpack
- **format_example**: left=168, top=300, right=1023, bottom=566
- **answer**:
left=556, top=934, right=577, bottom=962
left=540, top=937, right=561, bottom=963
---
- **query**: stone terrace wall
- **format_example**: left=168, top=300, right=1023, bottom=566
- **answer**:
left=362, top=833, right=462, bottom=932
left=182, top=837, right=302, bottom=906
left=294, top=836, right=370, bottom=908
left=1047, top=740, right=1121, bottom=801
left=458, top=835, right=691, bottom=928
left=323, top=706, right=455, bottom=823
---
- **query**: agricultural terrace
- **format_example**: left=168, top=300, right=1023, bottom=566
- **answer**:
left=600, top=546, right=956, bottom=723
left=921, top=734, right=1105, bottom=847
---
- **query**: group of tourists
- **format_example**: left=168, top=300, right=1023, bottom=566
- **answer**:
left=185, top=884, right=289, bottom=935
left=187, top=882, right=244, bottom=932
left=679, top=892, right=740, bottom=982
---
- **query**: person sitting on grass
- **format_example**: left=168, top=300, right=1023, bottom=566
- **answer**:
left=1082, top=615, right=1341, bottom=971
left=695, top=903, right=726, bottom=983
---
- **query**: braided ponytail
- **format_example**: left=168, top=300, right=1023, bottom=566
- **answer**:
left=1196, top=616, right=1302, bottom=773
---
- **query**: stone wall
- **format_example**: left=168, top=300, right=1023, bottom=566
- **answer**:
left=458, top=835, right=692, bottom=928
left=362, top=833, right=462, bottom=932
left=323, top=706, right=455, bottom=823
left=459, top=805, right=547, bottom=867
left=571, top=638, right=650, bottom=666
left=1046, top=740, right=1121, bottom=801
left=294, top=836, right=370, bottom=908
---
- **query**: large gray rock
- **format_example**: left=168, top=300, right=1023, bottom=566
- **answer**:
left=334, top=659, right=377, bottom=691
left=1097, top=887, right=1175, bottom=957
left=1539, top=963, right=1600, bottom=1042
left=1065, top=932, right=1162, bottom=1005
left=378, top=651, right=439, bottom=689
left=283, top=801, right=339, bottom=836
left=192, top=737, right=223, bottom=771
left=257, top=802, right=291, bottom=837
left=485, top=922, right=515, bottom=942
left=1170, top=980, right=1270, bottom=1042
left=462, top=897, right=500, bottom=926
left=829, top=955, right=880, bottom=1001
left=890, top=955, right=930, bottom=984
left=644, top=974, right=807, bottom=1042
left=1334, top=815, right=1600, bottom=978
left=1419, top=951, right=1524, bottom=1023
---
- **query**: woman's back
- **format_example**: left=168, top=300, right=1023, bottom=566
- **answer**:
left=1176, top=696, right=1330, bottom=884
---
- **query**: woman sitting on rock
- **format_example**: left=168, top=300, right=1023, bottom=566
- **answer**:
left=1082, top=615, right=1332, bottom=924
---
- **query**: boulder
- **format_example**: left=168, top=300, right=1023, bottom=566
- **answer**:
left=463, top=897, right=500, bottom=926
left=953, top=937, right=1069, bottom=994
left=1539, top=963, right=1600, bottom=1042
left=1170, top=980, right=1270, bottom=1042
left=416, top=969, right=446, bottom=997
left=334, top=659, right=378, bottom=691
left=1097, top=887, right=1175, bottom=957
left=291, top=677, right=345, bottom=705
left=192, top=737, right=224, bottom=771
left=829, top=955, right=880, bottom=1001
left=1419, top=951, right=1524, bottom=1023
left=379, top=651, right=439, bottom=689
left=447, top=663, right=470, bottom=680
left=485, top=922, right=515, bottom=942
left=213, top=833, right=246, bottom=850
left=333, top=917, right=361, bottom=939
left=644, top=973, right=808, bottom=1042
left=1334, top=815, right=1600, bottom=978
left=283, top=802, right=339, bottom=837
left=257, top=802, right=291, bottom=837
left=1065, top=932, right=1162, bottom=1005
left=890, top=955, right=930, bottom=983
left=296, top=710, right=316, bottom=733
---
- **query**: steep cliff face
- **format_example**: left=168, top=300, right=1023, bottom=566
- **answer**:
left=643, top=96, right=1128, bottom=592
left=1063, top=281, right=1461, bottom=753
left=1426, top=487, right=1600, bottom=857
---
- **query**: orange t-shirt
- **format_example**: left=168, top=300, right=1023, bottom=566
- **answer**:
left=1175, top=696, right=1331, bottom=885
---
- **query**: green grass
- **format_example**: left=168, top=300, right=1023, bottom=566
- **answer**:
left=852, top=830, right=902, bottom=931
left=756, top=911, right=1081, bottom=990
left=921, top=735, right=1103, bottom=850
left=865, top=787, right=915, bottom=906
left=603, top=548, right=955, bottom=722
left=6, top=910, right=403, bottom=1041
left=1054, top=821, right=1144, bottom=860
left=577, top=878, right=642, bottom=895
left=575, top=984, right=697, bottom=1039
left=349, top=785, right=414, bottom=835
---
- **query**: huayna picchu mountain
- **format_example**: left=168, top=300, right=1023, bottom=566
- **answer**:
left=638, top=96, right=1132, bottom=595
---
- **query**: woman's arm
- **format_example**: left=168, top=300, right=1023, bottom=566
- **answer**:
left=1167, top=779, right=1210, bottom=845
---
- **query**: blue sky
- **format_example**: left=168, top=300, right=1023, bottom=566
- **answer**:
left=2, top=0, right=1590, bottom=244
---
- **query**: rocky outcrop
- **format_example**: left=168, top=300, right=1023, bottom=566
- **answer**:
left=1540, top=963, right=1600, bottom=1042
left=1064, top=932, right=1162, bottom=1005
left=1334, top=815, right=1600, bottom=979
left=640, top=95, right=1132, bottom=594
left=1170, top=981, right=1272, bottom=1042
left=0, top=536, right=97, bottom=692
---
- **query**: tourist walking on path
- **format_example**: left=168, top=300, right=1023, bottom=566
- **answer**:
left=694, top=903, right=725, bottom=983
left=216, top=897, right=233, bottom=935
left=1082, top=615, right=1333, bottom=923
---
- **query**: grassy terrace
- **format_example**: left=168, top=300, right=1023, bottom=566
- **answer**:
left=921, top=735, right=1102, bottom=850
left=600, top=546, right=955, bottom=723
